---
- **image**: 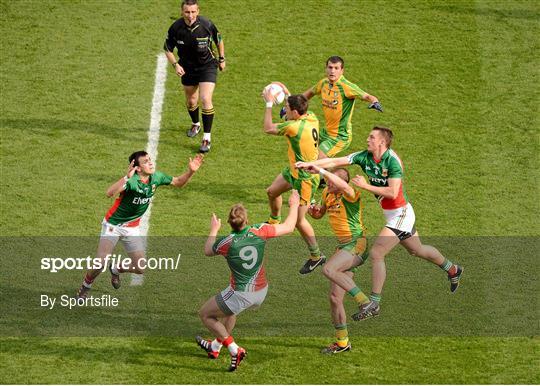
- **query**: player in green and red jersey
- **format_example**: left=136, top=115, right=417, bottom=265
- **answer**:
left=307, top=166, right=370, bottom=354
left=262, top=89, right=325, bottom=275
left=297, top=127, right=463, bottom=320
left=77, top=151, right=203, bottom=299
left=196, top=190, right=300, bottom=372
left=303, top=56, right=382, bottom=158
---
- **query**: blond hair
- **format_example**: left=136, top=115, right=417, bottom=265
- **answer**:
left=228, top=204, right=248, bottom=232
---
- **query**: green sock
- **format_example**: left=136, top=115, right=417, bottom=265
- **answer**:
left=348, top=286, right=369, bottom=304
left=369, top=292, right=381, bottom=303
left=439, top=258, right=453, bottom=272
left=308, top=243, right=321, bottom=259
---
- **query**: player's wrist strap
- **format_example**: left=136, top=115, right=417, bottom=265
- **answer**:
left=265, top=102, right=273, bottom=108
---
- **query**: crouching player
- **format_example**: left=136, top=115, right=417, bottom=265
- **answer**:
left=306, top=165, right=369, bottom=354
left=196, top=191, right=300, bottom=371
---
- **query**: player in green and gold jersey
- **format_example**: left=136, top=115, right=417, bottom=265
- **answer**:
left=77, top=151, right=203, bottom=299
left=307, top=166, right=369, bottom=354
left=262, top=90, right=325, bottom=275
left=303, top=56, right=382, bottom=158
left=297, top=127, right=463, bottom=321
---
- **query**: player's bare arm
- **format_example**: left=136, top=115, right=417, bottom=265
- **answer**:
left=295, top=155, right=349, bottom=171
left=204, top=213, right=222, bottom=256
left=352, top=175, right=400, bottom=199
left=273, top=190, right=300, bottom=236
left=217, top=40, right=225, bottom=71
left=262, top=87, right=280, bottom=135
left=106, top=160, right=136, bottom=198
left=171, top=154, right=204, bottom=188
left=319, top=168, right=355, bottom=198
left=302, top=88, right=315, bottom=100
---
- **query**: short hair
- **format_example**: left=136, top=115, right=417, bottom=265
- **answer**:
left=373, top=126, right=394, bottom=147
left=326, top=56, right=344, bottom=68
left=287, top=94, right=308, bottom=115
left=129, top=151, right=148, bottom=167
left=334, top=168, right=350, bottom=183
left=228, top=204, right=248, bottom=232
left=181, top=0, right=198, bottom=8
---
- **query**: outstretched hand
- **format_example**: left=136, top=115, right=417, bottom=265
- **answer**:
left=271, top=81, right=290, bottom=96
left=368, top=101, right=383, bottom=112
left=188, top=154, right=204, bottom=173
left=295, top=161, right=319, bottom=174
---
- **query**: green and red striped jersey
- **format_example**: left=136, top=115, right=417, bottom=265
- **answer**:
left=348, top=149, right=408, bottom=210
left=213, top=223, right=277, bottom=292
left=104, top=171, right=172, bottom=226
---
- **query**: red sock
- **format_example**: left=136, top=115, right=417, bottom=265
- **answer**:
left=220, top=336, right=234, bottom=347
left=83, top=273, right=94, bottom=287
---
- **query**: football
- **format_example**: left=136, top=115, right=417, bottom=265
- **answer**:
left=263, top=82, right=286, bottom=105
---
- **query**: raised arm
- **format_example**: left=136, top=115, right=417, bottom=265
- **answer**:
left=262, top=86, right=281, bottom=135
left=204, top=213, right=222, bottom=256
left=171, top=154, right=204, bottom=188
left=106, top=160, right=137, bottom=198
left=272, top=190, right=300, bottom=236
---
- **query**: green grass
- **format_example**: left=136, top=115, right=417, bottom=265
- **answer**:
left=1, top=0, right=539, bottom=383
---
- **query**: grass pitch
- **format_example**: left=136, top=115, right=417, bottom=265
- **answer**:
left=1, top=0, right=539, bottom=383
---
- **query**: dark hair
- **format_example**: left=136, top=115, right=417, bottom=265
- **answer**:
left=129, top=151, right=148, bottom=167
left=373, top=126, right=394, bottom=147
left=228, top=204, right=248, bottom=232
left=287, top=94, right=308, bottom=115
left=326, top=56, right=344, bottom=68
left=334, top=168, right=350, bottom=183
left=181, top=0, right=198, bottom=8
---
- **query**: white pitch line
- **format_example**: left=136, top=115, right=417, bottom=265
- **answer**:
left=140, top=53, right=168, bottom=236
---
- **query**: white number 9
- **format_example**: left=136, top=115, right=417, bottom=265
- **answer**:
left=239, top=246, right=258, bottom=269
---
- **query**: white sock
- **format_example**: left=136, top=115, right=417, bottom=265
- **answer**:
left=203, top=133, right=211, bottom=141
left=227, top=341, right=239, bottom=356
left=111, top=267, right=120, bottom=275
left=210, top=339, right=222, bottom=352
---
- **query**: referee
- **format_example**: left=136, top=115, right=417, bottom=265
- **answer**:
left=164, top=0, right=225, bottom=153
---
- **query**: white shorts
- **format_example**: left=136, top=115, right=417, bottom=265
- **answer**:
left=100, top=220, right=146, bottom=253
left=383, top=203, right=416, bottom=240
left=215, top=285, right=268, bottom=315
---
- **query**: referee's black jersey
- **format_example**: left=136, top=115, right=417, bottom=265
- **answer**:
left=164, top=16, right=221, bottom=69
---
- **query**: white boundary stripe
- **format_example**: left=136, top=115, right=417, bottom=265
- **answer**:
left=140, top=53, right=168, bottom=236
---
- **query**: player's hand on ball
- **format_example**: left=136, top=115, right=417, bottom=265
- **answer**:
left=368, top=101, right=383, bottom=112
left=210, top=213, right=221, bottom=231
left=271, top=81, right=290, bottom=96
left=352, top=175, right=369, bottom=189
left=288, top=189, right=300, bottom=207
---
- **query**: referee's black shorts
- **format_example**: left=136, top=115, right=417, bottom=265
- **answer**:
left=181, top=62, right=218, bottom=86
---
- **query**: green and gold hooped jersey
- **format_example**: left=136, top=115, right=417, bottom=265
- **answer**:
left=322, top=186, right=365, bottom=243
left=105, top=171, right=172, bottom=226
left=312, top=75, right=367, bottom=140
left=277, top=111, right=320, bottom=179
